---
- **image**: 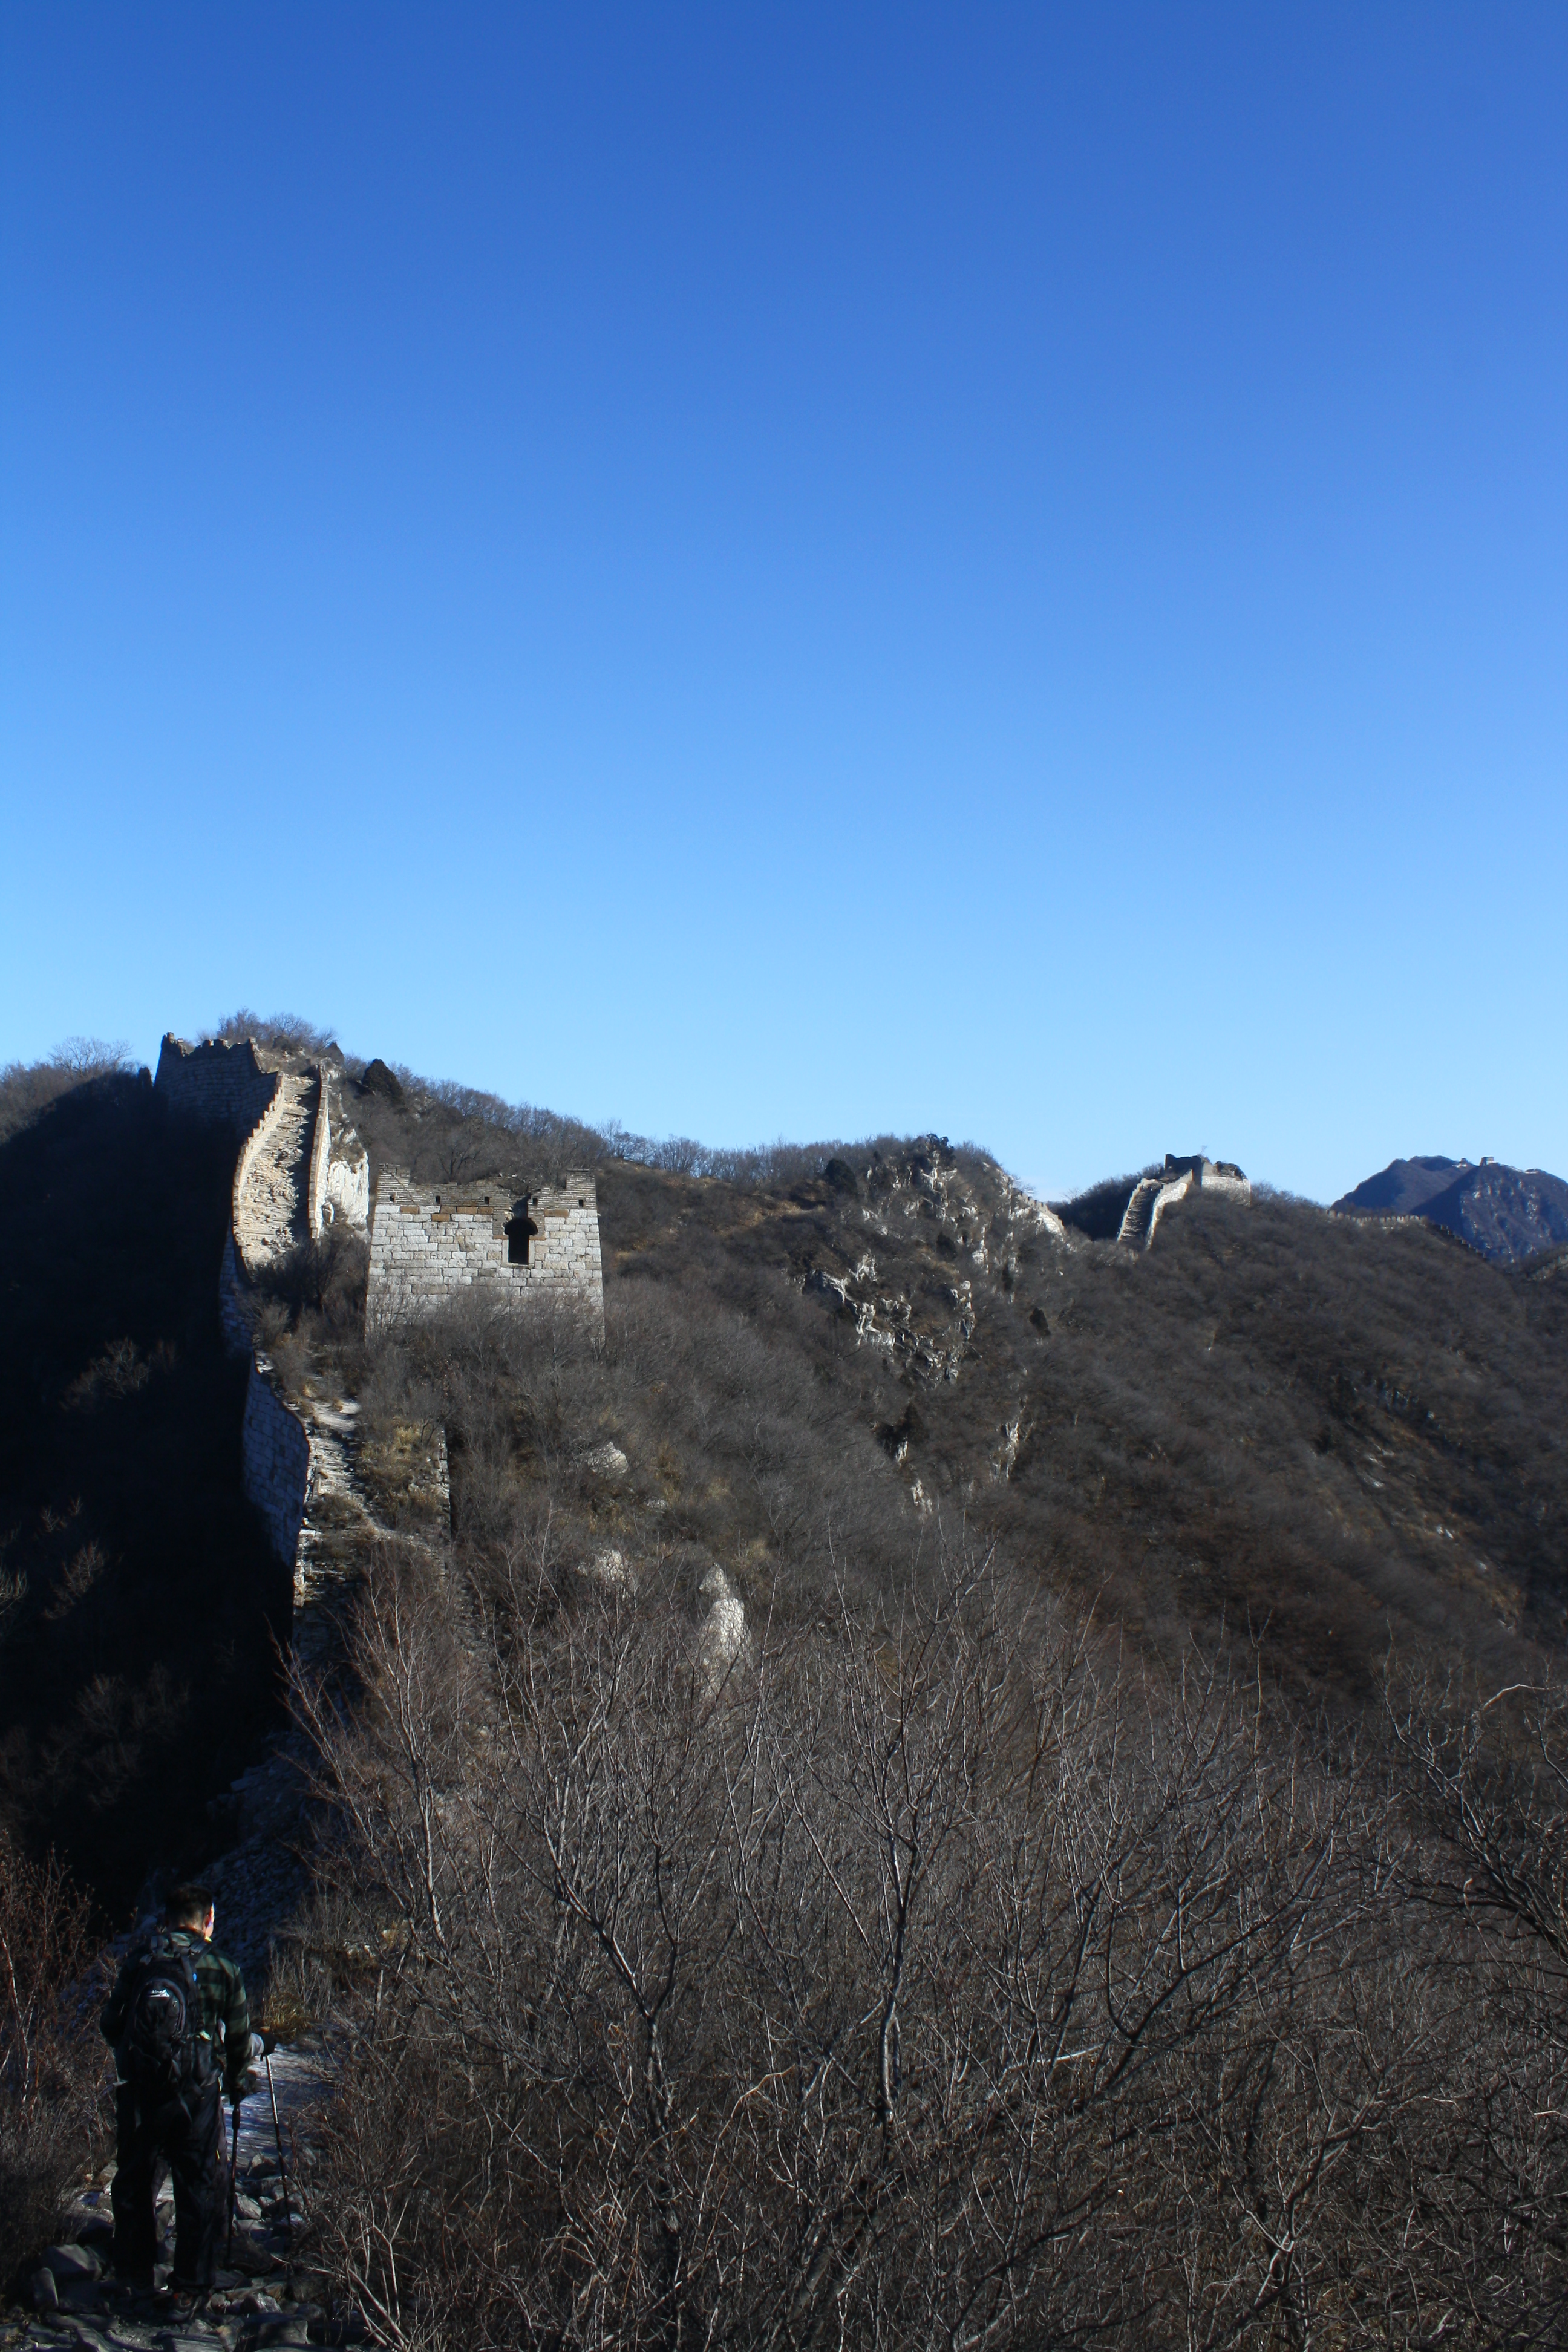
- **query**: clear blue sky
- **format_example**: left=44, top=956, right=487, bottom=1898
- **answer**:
left=2, top=5, right=1563, bottom=1201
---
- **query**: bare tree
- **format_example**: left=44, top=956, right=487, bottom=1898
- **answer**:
left=284, top=1553, right=1555, bottom=2349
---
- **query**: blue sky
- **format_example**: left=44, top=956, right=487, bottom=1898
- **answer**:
left=2, top=5, right=1563, bottom=1201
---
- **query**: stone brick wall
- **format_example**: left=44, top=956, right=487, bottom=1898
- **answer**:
left=241, top=1357, right=312, bottom=1566
left=367, top=1171, right=604, bottom=1328
left=154, top=1034, right=279, bottom=1134
left=229, top=1074, right=293, bottom=1277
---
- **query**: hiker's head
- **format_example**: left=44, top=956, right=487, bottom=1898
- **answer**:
left=165, top=1883, right=215, bottom=1939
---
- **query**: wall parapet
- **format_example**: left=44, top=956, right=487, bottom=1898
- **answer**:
left=305, top=1066, right=332, bottom=1239
left=229, top=1075, right=289, bottom=1284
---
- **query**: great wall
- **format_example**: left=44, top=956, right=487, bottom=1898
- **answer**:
left=154, top=1030, right=605, bottom=1674
left=1116, top=1154, right=1252, bottom=1248
left=134, top=1032, right=608, bottom=1985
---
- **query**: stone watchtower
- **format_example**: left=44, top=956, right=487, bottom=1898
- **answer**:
left=365, top=1171, right=604, bottom=1328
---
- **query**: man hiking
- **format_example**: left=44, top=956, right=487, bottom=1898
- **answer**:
left=100, top=1882, right=259, bottom=2297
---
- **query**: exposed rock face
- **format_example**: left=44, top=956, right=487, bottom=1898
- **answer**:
left=796, top=1137, right=1070, bottom=1384
left=1333, top=1157, right=1568, bottom=1264
left=580, top=1545, right=635, bottom=1592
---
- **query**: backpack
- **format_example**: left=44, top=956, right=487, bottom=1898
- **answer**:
left=116, top=1935, right=211, bottom=2100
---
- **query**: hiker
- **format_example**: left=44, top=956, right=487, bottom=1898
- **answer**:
left=100, top=1881, right=260, bottom=2295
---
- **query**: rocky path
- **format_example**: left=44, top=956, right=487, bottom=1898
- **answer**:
left=8, top=2039, right=349, bottom=2351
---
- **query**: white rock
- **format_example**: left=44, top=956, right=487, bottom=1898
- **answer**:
left=697, top=1564, right=748, bottom=1687
left=580, top=1547, right=635, bottom=1592
left=581, top=1441, right=629, bottom=1482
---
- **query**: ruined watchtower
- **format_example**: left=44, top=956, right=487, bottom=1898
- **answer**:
left=365, top=1171, right=603, bottom=1328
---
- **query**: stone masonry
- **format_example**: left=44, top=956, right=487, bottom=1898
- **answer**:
left=240, top=1354, right=313, bottom=1564
left=154, top=1031, right=278, bottom=1134
left=367, top=1170, right=604, bottom=1327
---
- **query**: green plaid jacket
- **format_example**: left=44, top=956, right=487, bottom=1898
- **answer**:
left=102, top=1926, right=255, bottom=2097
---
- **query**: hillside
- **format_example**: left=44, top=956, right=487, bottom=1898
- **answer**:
left=4, top=1048, right=1567, bottom=1918
left=5, top=1036, right=1568, bottom=2345
left=270, top=1050, right=1568, bottom=1708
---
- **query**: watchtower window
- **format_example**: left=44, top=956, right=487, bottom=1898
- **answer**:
left=506, top=1217, right=538, bottom=1266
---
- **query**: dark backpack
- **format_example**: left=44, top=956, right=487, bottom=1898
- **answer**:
left=116, top=1936, right=211, bottom=2099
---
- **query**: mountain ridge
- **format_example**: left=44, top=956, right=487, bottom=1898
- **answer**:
left=1333, top=1152, right=1568, bottom=1263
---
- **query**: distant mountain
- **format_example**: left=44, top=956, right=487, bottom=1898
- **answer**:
left=1333, top=1155, right=1568, bottom=1264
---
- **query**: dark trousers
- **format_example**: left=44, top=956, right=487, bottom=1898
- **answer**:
left=111, top=2075, right=224, bottom=2287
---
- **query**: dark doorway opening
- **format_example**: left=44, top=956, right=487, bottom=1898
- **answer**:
left=506, top=1217, right=538, bottom=1266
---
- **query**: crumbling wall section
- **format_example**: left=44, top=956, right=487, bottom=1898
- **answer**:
left=322, top=1075, right=370, bottom=1229
left=155, top=1034, right=278, bottom=1134
left=325, top=1152, right=370, bottom=1226
left=367, top=1172, right=604, bottom=1328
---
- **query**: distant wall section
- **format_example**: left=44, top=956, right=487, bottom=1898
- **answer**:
left=367, top=1172, right=604, bottom=1328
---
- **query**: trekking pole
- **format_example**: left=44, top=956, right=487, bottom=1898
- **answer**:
left=226, top=2097, right=242, bottom=2266
left=263, top=2042, right=293, bottom=2255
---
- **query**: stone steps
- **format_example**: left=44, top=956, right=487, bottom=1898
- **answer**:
left=1117, top=1177, right=1161, bottom=1247
left=235, top=1071, right=319, bottom=1273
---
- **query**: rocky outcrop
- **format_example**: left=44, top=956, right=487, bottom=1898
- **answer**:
left=696, top=1562, right=748, bottom=1689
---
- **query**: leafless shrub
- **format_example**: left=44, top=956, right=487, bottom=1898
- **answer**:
left=0, top=1044, right=136, bottom=1146
left=204, top=1008, right=339, bottom=1057
left=1379, top=1668, right=1568, bottom=2344
left=0, top=1832, right=109, bottom=2282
